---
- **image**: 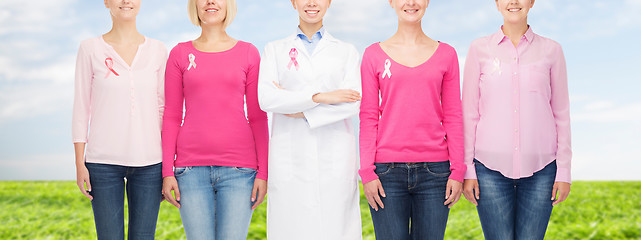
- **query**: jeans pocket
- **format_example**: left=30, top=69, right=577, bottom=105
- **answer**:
left=425, top=161, right=451, bottom=177
left=374, top=163, right=392, bottom=176
left=174, top=167, right=192, bottom=177
left=233, top=167, right=257, bottom=174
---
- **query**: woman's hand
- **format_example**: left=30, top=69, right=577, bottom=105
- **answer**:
left=74, top=143, right=92, bottom=200
left=463, top=179, right=480, bottom=206
left=444, top=179, right=463, bottom=208
left=363, top=179, right=386, bottom=211
left=272, top=81, right=361, bottom=105
left=162, top=176, right=181, bottom=208
left=76, top=165, right=93, bottom=200
left=251, top=179, right=267, bottom=210
left=552, top=182, right=571, bottom=206
left=312, top=90, right=361, bottom=105
left=284, top=112, right=305, bottom=118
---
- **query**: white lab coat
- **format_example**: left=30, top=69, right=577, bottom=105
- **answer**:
left=258, top=30, right=362, bottom=240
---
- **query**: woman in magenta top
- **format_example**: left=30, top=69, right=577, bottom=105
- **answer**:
left=359, top=0, right=465, bottom=239
left=160, top=0, right=268, bottom=239
left=72, top=0, right=166, bottom=239
left=462, top=0, right=572, bottom=239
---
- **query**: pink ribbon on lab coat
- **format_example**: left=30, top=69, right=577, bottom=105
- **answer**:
left=287, top=48, right=299, bottom=71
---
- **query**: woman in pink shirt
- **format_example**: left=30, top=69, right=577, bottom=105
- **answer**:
left=462, top=0, right=572, bottom=239
left=360, top=0, right=465, bottom=239
left=72, top=0, right=167, bottom=239
left=160, top=0, right=269, bottom=239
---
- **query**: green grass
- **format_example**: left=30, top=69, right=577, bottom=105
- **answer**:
left=1, top=181, right=640, bottom=239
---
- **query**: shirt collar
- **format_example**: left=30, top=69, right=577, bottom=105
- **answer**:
left=297, top=26, right=325, bottom=43
left=494, top=25, right=535, bottom=45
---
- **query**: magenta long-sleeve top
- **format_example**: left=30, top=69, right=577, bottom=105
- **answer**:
left=359, top=42, right=466, bottom=183
left=462, top=27, right=571, bottom=183
left=162, top=41, right=269, bottom=179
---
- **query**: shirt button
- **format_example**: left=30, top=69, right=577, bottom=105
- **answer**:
left=514, top=109, right=518, bottom=113
left=513, top=72, right=518, bottom=75
left=515, top=147, right=519, bottom=151
left=514, top=129, right=518, bottom=132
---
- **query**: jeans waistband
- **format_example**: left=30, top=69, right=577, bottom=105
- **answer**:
left=385, top=162, right=429, bottom=168
left=377, top=161, right=450, bottom=168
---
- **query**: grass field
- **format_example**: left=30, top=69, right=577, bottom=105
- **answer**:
left=1, top=181, right=640, bottom=239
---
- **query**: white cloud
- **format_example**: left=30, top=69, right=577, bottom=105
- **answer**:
left=0, top=0, right=79, bottom=35
left=326, top=0, right=394, bottom=34
left=583, top=101, right=614, bottom=111
left=0, top=82, right=72, bottom=123
left=0, top=0, right=89, bottom=124
left=573, top=102, right=641, bottom=123
left=531, top=0, right=641, bottom=40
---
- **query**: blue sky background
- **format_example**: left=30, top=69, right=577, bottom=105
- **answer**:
left=0, top=0, right=639, bottom=180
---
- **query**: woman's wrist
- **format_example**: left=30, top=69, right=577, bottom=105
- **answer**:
left=312, top=92, right=322, bottom=103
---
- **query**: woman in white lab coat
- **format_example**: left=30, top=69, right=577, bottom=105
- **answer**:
left=257, top=0, right=362, bottom=239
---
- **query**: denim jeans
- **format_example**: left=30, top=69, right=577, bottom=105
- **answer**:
left=474, top=159, right=556, bottom=240
left=175, top=165, right=256, bottom=240
left=86, top=162, right=162, bottom=240
left=369, top=161, right=451, bottom=240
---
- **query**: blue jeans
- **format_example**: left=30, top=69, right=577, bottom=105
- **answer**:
left=86, top=162, right=162, bottom=240
left=474, top=159, right=556, bottom=240
left=369, top=161, right=451, bottom=240
left=175, top=166, right=256, bottom=240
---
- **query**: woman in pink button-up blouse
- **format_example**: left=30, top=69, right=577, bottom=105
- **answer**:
left=462, top=0, right=572, bottom=239
left=72, top=0, right=167, bottom=239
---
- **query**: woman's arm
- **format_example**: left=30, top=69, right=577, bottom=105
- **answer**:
left=358, top=49, right=380, bottom=184
left=302, top=45, right=362, bottom=129
left=462, top=41, right=482, bottom=181
left=257, top=43, right=320, bottom=114
left=72, top=42, right=93, bottom=200
left=462, top=41, right=483, bottom=205
left=550, top=43, right=571, bottom=184
left=359, top=49, right=387, bottom=210
left=441, top=47, right=465, bottom=208
left=441, top=47, right=465, bottom=183
left=549, top=43, right=572, bottom=205
left=245, top=45, right=269, bottom=181
left=160, top=45, right=185, bottom=208
left=161, top=46, right=185, bottom=178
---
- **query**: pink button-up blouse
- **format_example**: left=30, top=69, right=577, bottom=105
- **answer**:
left=72, top=36, right=167, bottom=167
left=462, top=27, right=572, bottom=183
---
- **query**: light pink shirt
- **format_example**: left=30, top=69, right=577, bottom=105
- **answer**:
left=72, top=36, right=167, bottom=167
left=462, top=27, right=572, bottom=183
left=359, top=42, right=465, bottom=183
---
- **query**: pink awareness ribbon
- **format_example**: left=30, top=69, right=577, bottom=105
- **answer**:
left=104, top=57, right=119, bottom=78
left=188, top=53, right=197, bottom=70
left=287, top=48, right=299, bottom=71
left=381, top=59, right=392, bottom=79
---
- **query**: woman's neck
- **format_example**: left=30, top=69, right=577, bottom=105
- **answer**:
left=299, top=20, right=323, bottom=40
left=502, top=21, right=529, bottom=47
left=104, top=17, right=142, bottom=43
left=197, top=24, right=230, bottom=43
left=390, top=20, right=428, bottom=45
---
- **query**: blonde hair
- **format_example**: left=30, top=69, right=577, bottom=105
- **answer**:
left=187, top=0, right=237, bottom=28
